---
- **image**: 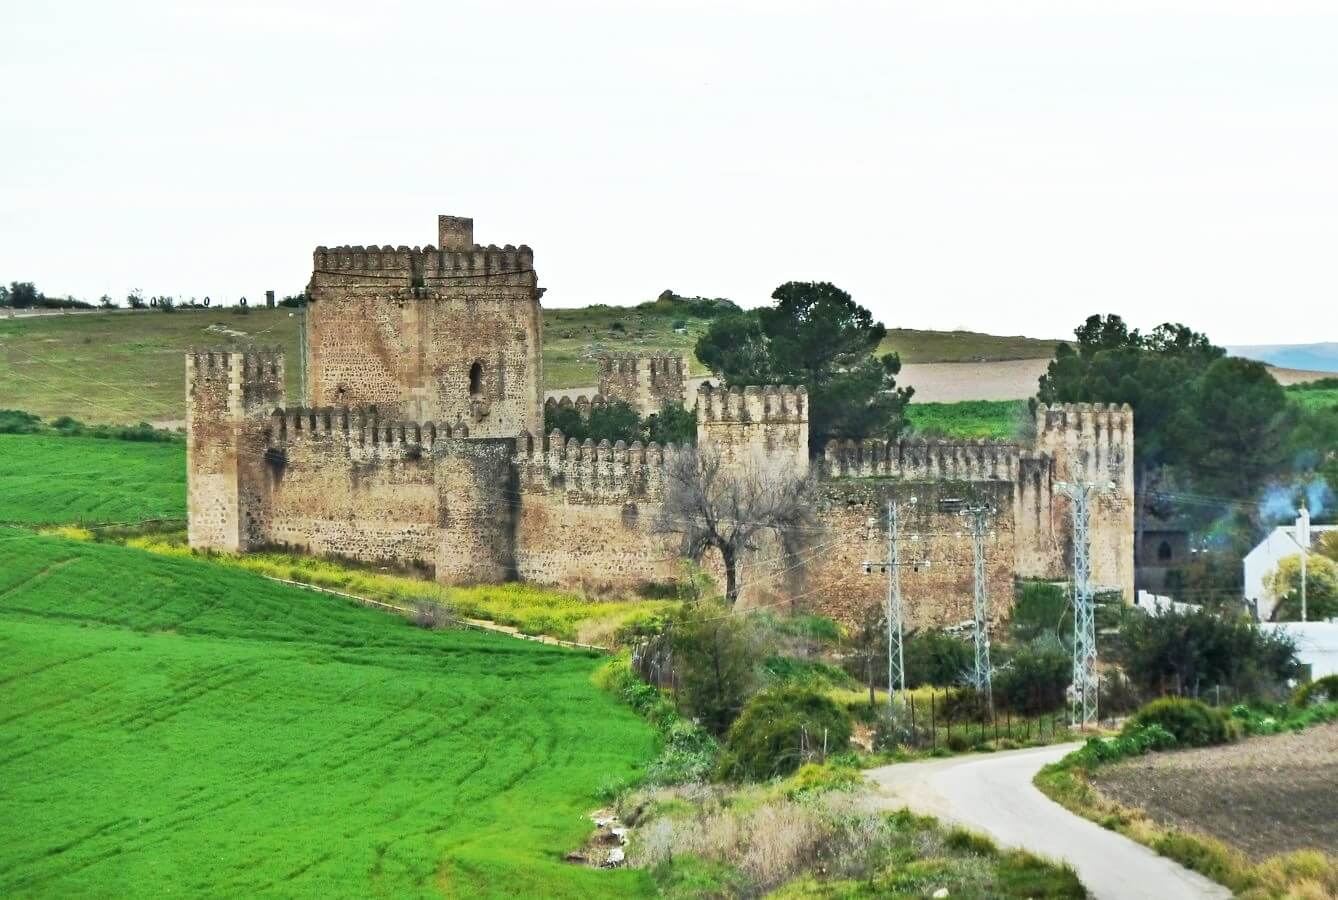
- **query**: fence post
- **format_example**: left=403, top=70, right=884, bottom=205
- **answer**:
left=931, top=692, right=937, bottom=748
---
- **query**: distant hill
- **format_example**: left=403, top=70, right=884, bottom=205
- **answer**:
left=1228, top=343, right=1338, bottom=374
left=0, top=304, right=1062, bottom=424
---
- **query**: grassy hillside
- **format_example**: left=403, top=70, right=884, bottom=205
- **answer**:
left=0, top=434, right=185, bottom=525
left=2, top=307, right=1059, bottom=423
left=879, top=328, right=1059, bottom=364
left=0, top=528, right=657, bottom=898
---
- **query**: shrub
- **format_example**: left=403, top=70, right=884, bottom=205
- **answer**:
left=903, top=630, right=973, bottom=688
left=1125, top=698, right=1232, bottom=748
left=784, top=761, right=860, bottom=798
left=1120, top=606, right=1300, bottom=699
left=0, top=409, right=42, bottom=434
left=716, top=687, right=852, bottom=781
left=645, top=719, right=719, bottom=786
left=410, top=602, right=454, bottom=630
left=1294, top=674, right=1338, bottom=707
left=944, top=827, right=998, bottom=856
left=671, top=600, right=762, bottom=736
left=1011, top=580, right=1071, bottom=642
left=994, top=635, right=1071, bottom=715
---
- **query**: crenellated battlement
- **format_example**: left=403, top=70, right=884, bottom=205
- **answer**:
left=543, top=393, right=614, bottom=421
left=513, top=428, right=679, bottom=500
left=594, top=351, right=689, bottom=413
left=823, top=437, right=1024, bottom=481
left=1035, top=402, right=1133, bottom=435
left=186, top=348, right=283, bottom=379
left=311, top=244, right=535, bottom=279
left=186, top=348, right=285, bottom=422
left=695, top=382, right=807, bottom=423
left=264, top=406, right=469, bottom=452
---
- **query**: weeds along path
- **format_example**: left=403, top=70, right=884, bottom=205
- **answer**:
left=0, top=528, right=657, bottom=898
left=865, top=744, right=1231, bottom=900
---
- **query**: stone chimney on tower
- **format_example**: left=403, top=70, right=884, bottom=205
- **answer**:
left=437, top=215, right=474, bottom=250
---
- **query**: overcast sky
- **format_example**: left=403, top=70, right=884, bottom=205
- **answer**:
left=3, top=0, right=1335, bottom=345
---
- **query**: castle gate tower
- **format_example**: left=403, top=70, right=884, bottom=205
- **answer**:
left=305, top=215, right=543, bottom=437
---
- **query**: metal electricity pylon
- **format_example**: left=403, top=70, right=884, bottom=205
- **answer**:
left=862, top=497, right=918, bottom=713
left=960, top=503, right=995, bottom=711
left=1056, top=480, right=1102, bottom=728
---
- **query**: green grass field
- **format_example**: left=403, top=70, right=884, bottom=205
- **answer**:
left=904, top=399, right=1028, bottom=440
left=0, top=528, right=657, bottom=898
left=0, top=434, right=185, bottom=525
left=1286, top=380, right=1338, bottom=413
left=2, top=307, right=1059, bottom=424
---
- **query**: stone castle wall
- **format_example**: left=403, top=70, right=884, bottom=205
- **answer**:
left=596, top=352, right=688, bottom=414
left=803, top=480, right=1018, bottom=629
left=306, top=218, right=543, bottom=437
left=696, top=383, right=809, bottom=477
left=186, top=350, right=284, bottom=552
left=512, top=430, right=681, bottom=590
left=186, top=212, right=1135, bottom=631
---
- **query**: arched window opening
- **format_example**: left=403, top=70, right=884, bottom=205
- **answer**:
left=469, top=361, right=484, bottom=398
left=1157, top=540, right=1173, bottom=562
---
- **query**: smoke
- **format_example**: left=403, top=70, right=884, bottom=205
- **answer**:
left=1258, top=476, right=1334, bottom=523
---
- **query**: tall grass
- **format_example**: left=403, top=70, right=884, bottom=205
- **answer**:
left=121, top=532, right=675, bottom=645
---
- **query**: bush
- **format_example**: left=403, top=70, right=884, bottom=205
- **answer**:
left=597, top=656, right=720, bottom=786
left=994, top=635, right=1071, bottom=715
left=716, top=687, right=852, bottom=781
left=1120, top=606, right=1299, bottom=699
left=903, top=630, right=973, bottom=688
left=1011, top=581, right=1071, bottom=642
left=1125, top=698, right=1232, bottom=748
left=0, top=409, right=42, bottom=434
left=1067, top=723, right=1178, bottom=769
left=671, top=600, right=762, bottom=736
left=1294, top=674, right=1338, bottom=707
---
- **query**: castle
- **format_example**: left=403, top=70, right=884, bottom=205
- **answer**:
left=187, top=214, right=1134, bottom=628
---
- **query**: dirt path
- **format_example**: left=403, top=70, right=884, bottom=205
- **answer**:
left=865, top=744, right=1231, bottom=900
left=1092, top=722, right=1338, bottom=860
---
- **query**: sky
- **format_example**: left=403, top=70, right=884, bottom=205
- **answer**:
left=2, top=0, right=1336, bottom=345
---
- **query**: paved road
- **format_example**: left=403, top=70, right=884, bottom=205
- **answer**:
left=865, top=743, right=1231, bottom=900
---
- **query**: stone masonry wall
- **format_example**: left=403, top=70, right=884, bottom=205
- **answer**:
left=596, top=352, right=688, bottom=415
left=258, top=409, right=455, bottom=568
left=186, top=350, right=284, bottom=552
left=512, top=429, right=681, bottom=590
left=801, top=480, right=1017, bottom=629
left=306, top=217, right=543, bottom=438
left=696, top=383, right=809, bottom=477
left=1030, top=402, right=1136, bottom=600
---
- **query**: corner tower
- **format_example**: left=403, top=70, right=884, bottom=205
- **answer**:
left=186, top=349, right=285, bottom=551
left=305, top=214, right=544, bottom=437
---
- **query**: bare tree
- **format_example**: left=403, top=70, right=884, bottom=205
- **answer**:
left=657, top=449, right=820, bottom=605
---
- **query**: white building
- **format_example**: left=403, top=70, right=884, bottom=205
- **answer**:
left=1259, top=622, right=1338, bottom=681
left=1242, top=521, right=1336, bottom=621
